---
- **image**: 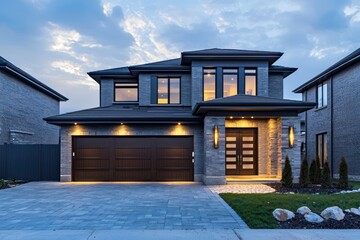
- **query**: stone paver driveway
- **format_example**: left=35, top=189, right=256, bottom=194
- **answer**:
left=0, top=182, right=246, bottom=230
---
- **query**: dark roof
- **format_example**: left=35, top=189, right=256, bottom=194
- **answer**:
left=0, top=56, right=68, bottom=101
left=45, top=105, right=201, bottom=125
left=88, top=58, right=190, bottom=83
left=294, top=48, right=360, bottom=93
left=269, top=65, right=297, bottom=78
left=193, top=94, right=315, bottom=115
left=181, top=48, right=283, bottom=65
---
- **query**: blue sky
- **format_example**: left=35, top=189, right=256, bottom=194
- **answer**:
left=0, top=0, right=359, bottom=113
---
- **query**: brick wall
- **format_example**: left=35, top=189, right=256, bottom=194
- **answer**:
left=0, top=71, right=60, bottom=144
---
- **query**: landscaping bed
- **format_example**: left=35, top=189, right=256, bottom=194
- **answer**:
left=0, top=179, right=27, bottom=190
left=220, top=192, right=360, bottom=229
left=266, top=182, right=360, bottom=194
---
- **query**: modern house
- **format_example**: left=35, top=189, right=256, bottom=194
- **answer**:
left=45, top=48, right=314, bottom=184
left=0, top=57, right=67, bottom=144
left=294, top=48, right=360, bottom=180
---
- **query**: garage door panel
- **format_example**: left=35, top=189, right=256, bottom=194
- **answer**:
left=73, top=136, right=193, bottom=181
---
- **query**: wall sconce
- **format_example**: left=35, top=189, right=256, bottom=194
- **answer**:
left=214, top=125, right=219, bottom=149
left=288, top=125, right=295, bottom=148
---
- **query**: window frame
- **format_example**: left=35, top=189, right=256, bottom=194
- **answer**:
left=203, top=68, right=217, bottom=101
left=316, top=82, right=327, bottom=109
left=244, top=68, right=257, bottom=96
left=113, top=81, right=139, bottom=103
left=316, top=132, right=328, bottom=167
left=222, top=68, right=239, bottom=97
left=156, top=77, right=181, bottom=104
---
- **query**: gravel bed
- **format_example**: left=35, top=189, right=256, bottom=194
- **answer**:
left=208, top=184, right=275, bottom=194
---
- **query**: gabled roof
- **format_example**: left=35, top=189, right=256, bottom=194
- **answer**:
left=44, top=105, right=201, bottom=125
left=193, top=94, right=315, bottom=115
left=294, top=48, right=360, bottom=93
left=181, top=48, right=283, bottom=65
left=0, top=56, right=68, bottom=101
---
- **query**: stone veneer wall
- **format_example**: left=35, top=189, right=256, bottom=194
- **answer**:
left=225, top=118, right=282, bottom=178
left=282, top=116, right=301, bottom=181
left=60, top=124, right=204, bottom=182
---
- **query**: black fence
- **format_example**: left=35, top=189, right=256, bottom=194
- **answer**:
left=0, top=144, right=60, bottom=181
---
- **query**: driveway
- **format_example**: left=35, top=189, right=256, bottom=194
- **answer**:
left=0, top=182, right=246, bottom=230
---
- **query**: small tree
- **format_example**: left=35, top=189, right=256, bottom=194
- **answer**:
left=281, top=156, right=293, bottom=188
left=338, top=156, right=349, bottom=189
left=309, top=159, right=316, bottom=184
left=299, top=156, right=309, bottom=188
left=315, top=156, right=321, bottom=184
left=321, top=162, right=331, bottom=188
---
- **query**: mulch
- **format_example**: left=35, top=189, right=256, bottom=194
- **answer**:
left=280, top=213, right=360, bottom=229
left=266, top=183, right=349, bottom=194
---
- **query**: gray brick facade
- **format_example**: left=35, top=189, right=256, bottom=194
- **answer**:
left=304, top=61, right=360, bottom=179
left=0, top=71, right=60, bottom=144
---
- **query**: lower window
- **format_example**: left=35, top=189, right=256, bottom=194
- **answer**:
left=316, top=133, right=327, bottom=167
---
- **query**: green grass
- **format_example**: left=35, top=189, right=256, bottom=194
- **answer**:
left=220, top=192, right=360, bottom=229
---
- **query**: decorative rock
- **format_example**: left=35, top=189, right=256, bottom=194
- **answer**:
left=304, top=212, right=324, bottom=223
left=350, top=208, right=360, bottom=216
left=345, top=209, right=351, bottom=213
left=297, top=206, right=311, bottom=215
left=272, top=208, right=295, bottom=222
left=321, top=206, right=345, bottom=220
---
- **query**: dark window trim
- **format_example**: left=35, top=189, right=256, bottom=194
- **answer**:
left=203, top=67, right=217, bottom=101
left=316, top=132, right=327, bottom=167
left=156, top=76, right=181, bottom=104
left=113, top=81, right=139, bottom=103
left=244, top=68, right=258, bottom=96
left=222, top=68, right=239, bottom=97
left=316, top=82, right=327, bottom=109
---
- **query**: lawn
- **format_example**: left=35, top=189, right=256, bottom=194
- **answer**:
left=220, top=192, right=360, bottom=229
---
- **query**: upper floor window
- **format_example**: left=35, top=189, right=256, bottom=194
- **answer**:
left=223, top=68, right=238, bottom=97
left=157, top=77, right=180, bottom=104
left=317, top=82, right=327, bottom=108
left=114, top=82, right=138, bottom=102
left=245, top=69, right=257, bottom=96
left=317, top=132, right=327, bottom=167
left=203, top=68, right=216, bottom=101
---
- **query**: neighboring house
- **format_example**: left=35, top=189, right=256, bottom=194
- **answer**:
left=294, top=48, right=360, bottom=180
left=0, top=57, right=67, bottom=144
left=46, top=48, right=314, bottom=184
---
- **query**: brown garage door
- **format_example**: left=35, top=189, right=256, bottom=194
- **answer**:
left=72, top=136, right=194, bottom=181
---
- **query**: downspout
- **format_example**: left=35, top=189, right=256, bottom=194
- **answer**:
left=330, top=76, right=334, bottom=178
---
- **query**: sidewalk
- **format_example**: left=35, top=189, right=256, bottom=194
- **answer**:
left=0, top=229, right=359, bottom=240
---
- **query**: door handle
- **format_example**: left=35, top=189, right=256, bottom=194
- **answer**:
left=237, top=155, right=242, bottom=165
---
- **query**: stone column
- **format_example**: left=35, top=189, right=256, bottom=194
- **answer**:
left=203, top=116, right=226, bottom=185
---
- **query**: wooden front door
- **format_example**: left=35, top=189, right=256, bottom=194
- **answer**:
left=225, top=128, right=258, bottom=175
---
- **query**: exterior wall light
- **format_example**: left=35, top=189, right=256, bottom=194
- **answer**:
left=213, top=125, right=219, bottom=149
left=288, top=125, right=295, bottom=148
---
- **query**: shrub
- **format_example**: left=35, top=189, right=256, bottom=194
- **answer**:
left=309, top=159, right=316, bottom=184
left=338, top=156, right=349, bottom=189
left=321, top=161, right=331, bottom=188
left=0, top=179, right=8, bottom=188
left=299, top=156, right=309, bottom=188
left=281, top=156, right=293, bottom=188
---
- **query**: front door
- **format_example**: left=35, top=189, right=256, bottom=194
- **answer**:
left=225, top=128, right=258, bottom=175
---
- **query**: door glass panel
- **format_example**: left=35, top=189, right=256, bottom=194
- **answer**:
left=226, top=150, right=236, bottom=155
left=226, top=144, right=236, bottom=148
left=226, top=157, right=236, bottom=162
left=226, top=137, right=236, bottom=141
left=243, top=143, right=253, bottom=148
left=226, top=164, right=237, bottom=169
left=242, top=164, right=254, bottom=169
left=243, top=157, right=253, bottom=162
left=243, top=150, right=253, bottom=155
left=242, top=137, right=253, bottom=141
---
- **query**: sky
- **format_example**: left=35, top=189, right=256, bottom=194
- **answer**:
left=0, top=0, right=359, bottom=113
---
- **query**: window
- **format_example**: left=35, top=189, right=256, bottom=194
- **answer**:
left=157, top=77, right=180, bottom=104
left=114, top=82, right=138, bottom=102
left=317, top=82, right=327, bottom=108
left=203, top=68, right=216, bottom=101
left=223, top=68, right=238, bottom=97
left=245, top=69, right=257, bottom=96
left=317, top=133, right=328, bottom=167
